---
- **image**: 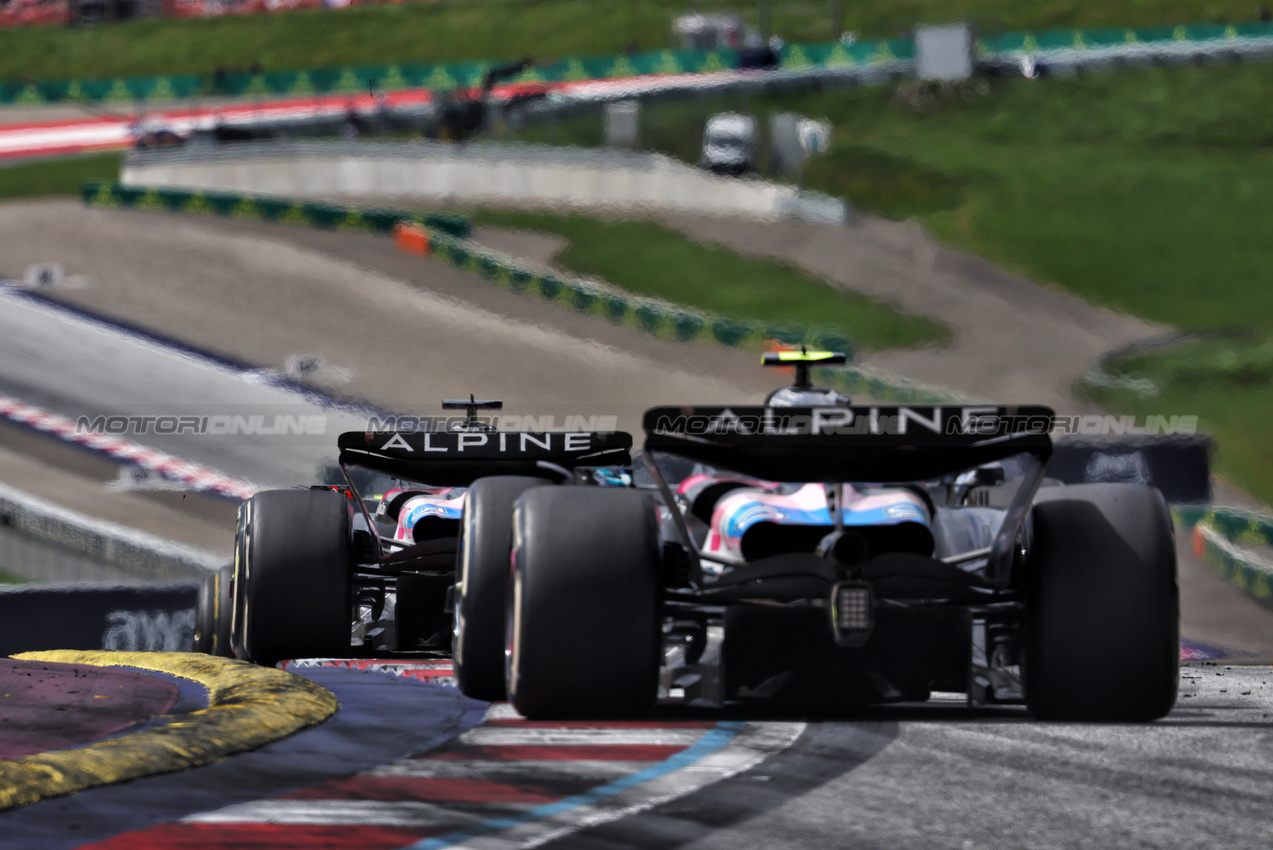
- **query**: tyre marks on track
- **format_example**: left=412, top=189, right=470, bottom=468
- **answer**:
left=75, top=660, right=802, bottom=849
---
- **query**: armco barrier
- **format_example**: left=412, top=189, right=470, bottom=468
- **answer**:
left=1176, top=505, right=1273, bottom=603
left=81, top=181, right=470, bottom=239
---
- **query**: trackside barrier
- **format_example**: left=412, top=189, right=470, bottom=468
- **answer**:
left=0, top=38, right=913, bottom=106
left=86, top=178, right=858, bottom=356
left=4, top=20, right=1272, bottom=106
left=120, top=142, right=851, bottom=225
left=80, top=181, right=471, bottom=240
left=1045, top=434, right=1213, bottom=505
left=417, top=230, right=858, bottom=356
left=1175, top=505, right=1273, bottom=602
left=977, top=21, right=1273, bottom=59
left=0, top=583, right=200, bottom=655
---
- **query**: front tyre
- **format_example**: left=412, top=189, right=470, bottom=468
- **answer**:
left=507, top=487, right=661, bottom=719
left=230, top=489, right=353, bottom=667
left=1025, top=483, right=1179, bottom=721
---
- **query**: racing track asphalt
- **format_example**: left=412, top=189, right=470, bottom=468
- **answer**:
left=0, top=415, right=236, bottom=560
left=0, top=284, right=371, bottom=490
left=540, top=667, right=1273, bottom=850
left=0, top=199, right=775, bottom=434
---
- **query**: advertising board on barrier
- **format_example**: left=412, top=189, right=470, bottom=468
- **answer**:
left=0, top=584, right=199, bottom=655
left=0, top=37, right=915, bottom=106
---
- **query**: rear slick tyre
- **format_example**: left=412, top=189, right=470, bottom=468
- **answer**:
left=454, top=475, right=549, bottom=701
left=508, top=487, right=661, bottom=719
left=1025, top=483, right=1179, bottom=721
left=231, top=489, right=353, bottom=667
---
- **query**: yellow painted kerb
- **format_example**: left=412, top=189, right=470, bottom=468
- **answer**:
left=0, top=651, right=338, bottom=811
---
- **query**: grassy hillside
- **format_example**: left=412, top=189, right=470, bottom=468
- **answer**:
left=503, top=60, right=1273, bottom=502
left=470, top=209, right=946, bottom=351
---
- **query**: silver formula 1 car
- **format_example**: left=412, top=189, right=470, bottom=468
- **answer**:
left=471, top=352, right=1180, bottom=721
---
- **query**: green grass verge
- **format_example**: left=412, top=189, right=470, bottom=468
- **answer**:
left=0, top=153, right=122, bottom=201
left=0, top=0, right=1264, bottom=84
left=840, top=64, right=1273, bottom=503
left=470, top=209, right=946, bottom=351
left=508, top=61, right=1273, bottom=331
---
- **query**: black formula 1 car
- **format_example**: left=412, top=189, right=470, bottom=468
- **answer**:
left=463, top=352, right=1180, bottom=721
left=196, top=397, right=632, bottom=668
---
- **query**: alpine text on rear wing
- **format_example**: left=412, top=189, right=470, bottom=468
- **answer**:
left=642, top=405, right=1054, bottom=483
left=338, top=429, right=633, bottom=485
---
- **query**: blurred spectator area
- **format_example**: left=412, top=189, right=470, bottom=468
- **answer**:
left=0, top=0, right=72, bottom=27
left=0, top=0, right=433, bottom=28
left=0, top=0, right=164, bottom=26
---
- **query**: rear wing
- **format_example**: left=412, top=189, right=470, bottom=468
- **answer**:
left=643, top=404, right=1054, bottom=591
left=642, top=405, right=1054, bottom=483
left=338, top=430, right=632, bottom=486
